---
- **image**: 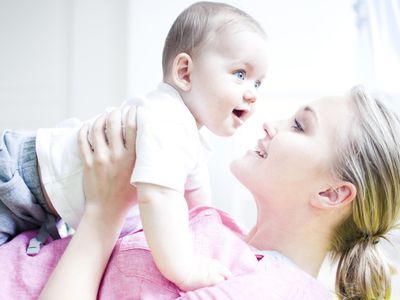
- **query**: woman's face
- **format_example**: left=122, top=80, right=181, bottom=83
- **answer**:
left=230, top=95, right=353, bottom=210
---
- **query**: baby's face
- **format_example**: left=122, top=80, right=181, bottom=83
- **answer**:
left=187, top=29, right=268, bottom=136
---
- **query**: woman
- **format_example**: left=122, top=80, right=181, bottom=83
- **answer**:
left=1, top=86, right=399, bottom=299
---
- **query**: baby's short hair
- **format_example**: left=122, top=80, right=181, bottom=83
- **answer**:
left=162, top=1, right=266, bottom=77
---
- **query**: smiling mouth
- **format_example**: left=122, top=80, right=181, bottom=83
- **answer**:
left=255, top=149, right=267, bottom=158
left=255, top=140, right=268, bottom=158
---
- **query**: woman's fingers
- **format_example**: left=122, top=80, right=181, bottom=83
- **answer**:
left=78, top=123, right=94, bottom=167
left=90, top=114, right=108, bottom=149
left=124, top=106, right=137, bottom=150
left=81, top=105, right=137, bottom=177
left=106, top=109, right=125, bottom=151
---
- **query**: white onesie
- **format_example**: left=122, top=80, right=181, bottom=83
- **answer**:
left=36, top=83, right=211, bottom=228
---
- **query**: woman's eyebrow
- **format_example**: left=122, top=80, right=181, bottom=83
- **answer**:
left=304, top=106, right=318, bottom=123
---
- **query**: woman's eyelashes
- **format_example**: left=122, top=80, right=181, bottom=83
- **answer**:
left=233, top=70, right=262, bottom=89
left=292, top=118, right=304, bottom=132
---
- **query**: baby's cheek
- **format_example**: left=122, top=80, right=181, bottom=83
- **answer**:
left=247, top=108, right=255, bottom=119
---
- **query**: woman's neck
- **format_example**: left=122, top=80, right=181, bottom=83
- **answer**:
left=245, top=209, right=331, bottom=277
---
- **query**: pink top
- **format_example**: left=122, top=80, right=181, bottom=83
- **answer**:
left=0, top=207, right=332, bottom=299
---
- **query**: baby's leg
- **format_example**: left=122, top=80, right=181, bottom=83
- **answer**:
left=0, top=130, right=57, bottom=246
left=0, top=201, right=40, bottom=246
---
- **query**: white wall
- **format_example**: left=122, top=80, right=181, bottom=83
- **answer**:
left=0, top=0, right=70, bottom=129
left=0, top=0, right=127, bottom=130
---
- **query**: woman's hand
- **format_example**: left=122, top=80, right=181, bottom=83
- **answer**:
left=79, top=106, right=138, bottom=223
left=40, top=106, right=138, bottom=300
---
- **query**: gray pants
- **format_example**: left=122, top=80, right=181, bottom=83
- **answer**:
left=0, top=130, right=58, bottom=246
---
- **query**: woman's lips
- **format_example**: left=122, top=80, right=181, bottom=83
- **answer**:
left=255, top=140, right=268, bottom=158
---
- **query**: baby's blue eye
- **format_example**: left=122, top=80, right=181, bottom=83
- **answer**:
left=254, top=80, right=261, bottom=89
left=234, top=70, right=246, bottom=80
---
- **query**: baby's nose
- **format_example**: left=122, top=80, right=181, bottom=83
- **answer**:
left=243, top=89, right=256, bottom=103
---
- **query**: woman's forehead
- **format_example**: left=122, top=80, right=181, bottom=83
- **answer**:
left=311, top=95, right=354, bottom=140
left=311, top=95, right=352, bottom=120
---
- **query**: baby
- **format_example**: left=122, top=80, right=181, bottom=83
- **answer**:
left=0, top=1, right=268, bottom=291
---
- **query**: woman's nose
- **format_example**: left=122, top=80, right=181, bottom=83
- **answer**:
left=263, top=122, right=277, bottom=139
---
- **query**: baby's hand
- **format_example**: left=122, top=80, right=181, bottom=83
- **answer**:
left=177, top=256, right=232, bottom=291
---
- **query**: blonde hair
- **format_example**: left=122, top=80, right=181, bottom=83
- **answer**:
left=161, top=1, right=266, bottom=77
left=330, top=86, right=400, bottom=299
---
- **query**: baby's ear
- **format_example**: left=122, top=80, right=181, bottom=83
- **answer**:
left=311, top=182, right=356, bottom=209
left=171, top=53, right=193, bottom=92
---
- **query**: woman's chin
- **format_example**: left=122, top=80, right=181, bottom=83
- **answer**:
left=229, top=159, right=240, bottom=175
left=229, top=158, right=247, bottom=184
left=230, top=150, right=253, bottom=174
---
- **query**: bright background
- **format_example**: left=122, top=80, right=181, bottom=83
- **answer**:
left=0, top=0, right=399, bottom=296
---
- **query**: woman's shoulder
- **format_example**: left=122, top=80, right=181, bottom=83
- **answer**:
left=181, top=259, right=333, bottom=300
left=256, top=251, right=333, bottom=299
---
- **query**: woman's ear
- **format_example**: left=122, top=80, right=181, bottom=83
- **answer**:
left=170, top=53, right=193, bottom=92
left=311, top=182, right=356, bottom=209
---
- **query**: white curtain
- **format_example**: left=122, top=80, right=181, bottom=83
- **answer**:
left=354, top=0, right=400, bottom=107
left=354, top=0, right=400, bottom=293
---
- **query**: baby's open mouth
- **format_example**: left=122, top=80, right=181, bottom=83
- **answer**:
left=233, top=109, right=245, bottom=119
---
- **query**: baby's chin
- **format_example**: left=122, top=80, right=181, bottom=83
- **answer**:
left=210, top=124, right=238, bottom=137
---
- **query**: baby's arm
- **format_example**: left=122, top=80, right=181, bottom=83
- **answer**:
left=185, top=185, right=212, bottom=209
left=137, top=183, right=231, bottom=291
left=184, top=159, right=212, bottom=209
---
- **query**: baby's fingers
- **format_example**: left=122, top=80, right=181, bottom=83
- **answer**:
left=209, top=259, right=232, bottom=281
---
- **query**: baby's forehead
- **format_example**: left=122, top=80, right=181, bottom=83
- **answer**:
left=211, top=13, right=267, bottom=36
left=208, top=22, right=266, bottom=45
left=199, top=14, right=266, bottom=48
left=202, top=28, right=268, bottom=68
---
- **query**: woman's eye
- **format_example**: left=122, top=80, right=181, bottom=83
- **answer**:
left=233, top=70, right=246, bottom=80
left=292, top=118, right=304, bottom=132
left=254, top=80, right=261, bottom=89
